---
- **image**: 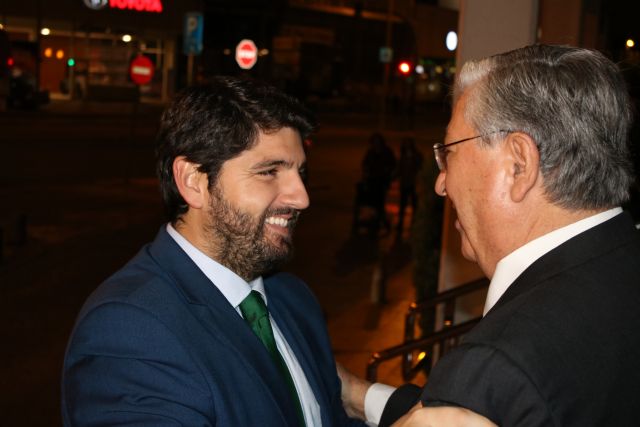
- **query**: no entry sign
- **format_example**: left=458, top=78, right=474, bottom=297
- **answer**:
left=129, top=55, right=154, bottom=85
left=235, top=39, right=258, bottom=70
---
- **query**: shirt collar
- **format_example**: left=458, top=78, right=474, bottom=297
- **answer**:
left=483, top=207, right=622, bottom=316
left=166, top=224, right=266, bottom=309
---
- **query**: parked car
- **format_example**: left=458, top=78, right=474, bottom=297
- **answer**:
left=7, top=39, right=48, bottom=109
left=0, top=32, right=49, bottom=110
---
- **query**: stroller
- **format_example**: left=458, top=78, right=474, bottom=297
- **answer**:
left=352, top=179, right=390, bottom=235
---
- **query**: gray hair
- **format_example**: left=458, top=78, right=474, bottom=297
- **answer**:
left=455, top=44, right=634, bottom=210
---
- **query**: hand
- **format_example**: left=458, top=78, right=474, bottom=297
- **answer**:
left=391, top=404, right=497, bottom=427
left=336, top=362, right=371, bottom=420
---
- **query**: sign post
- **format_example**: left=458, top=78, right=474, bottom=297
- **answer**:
left=127, top=54, right=155, bottom=182
left=183, top=12, right=204, bottom=85
left=235, top=39, right=258, bottom=70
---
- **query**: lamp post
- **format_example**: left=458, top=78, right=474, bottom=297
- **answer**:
left=379, top=0, right=395, bottom=130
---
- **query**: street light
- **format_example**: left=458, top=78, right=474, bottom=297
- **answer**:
left=446, top=31, right=458, bottom=51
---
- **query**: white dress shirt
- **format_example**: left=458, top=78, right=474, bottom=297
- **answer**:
left=364, top=207, right=623, bottom=425
left=167, top=224, right=322, bottom=426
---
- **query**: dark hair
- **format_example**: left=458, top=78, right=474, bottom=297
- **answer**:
left=155, top=76, right=316, bottom=222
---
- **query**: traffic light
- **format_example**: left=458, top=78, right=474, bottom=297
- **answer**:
left=398, top=61, right=412, bottom=75
left=67, top=58, right=75, bottom=67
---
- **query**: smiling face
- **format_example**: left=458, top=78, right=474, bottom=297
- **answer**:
left=202, top=127, right=309, bottom=280
left=434, top=91, right=513, bottom=277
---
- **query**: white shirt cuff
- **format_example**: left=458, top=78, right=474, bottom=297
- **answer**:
left=364, top=382, right=396, bottom=426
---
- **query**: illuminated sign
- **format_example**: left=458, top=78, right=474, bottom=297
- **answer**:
left=129, top=55, right=154, bottom=85
left=236, top=39, right=258, bottom=70
left=84, top=0, right=108, bottom=9
left=83, top=0, right=163, bottom=13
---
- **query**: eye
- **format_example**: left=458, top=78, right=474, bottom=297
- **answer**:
left=257, top=168, right=278, bottom=177
left=299, top=167, right=308, bottom=182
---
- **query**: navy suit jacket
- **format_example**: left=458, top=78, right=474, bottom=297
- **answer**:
left=62, top=227, right=363, bottom=426
left=382, top=212, right=640, bottom=426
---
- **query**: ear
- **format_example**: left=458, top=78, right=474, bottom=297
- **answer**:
left=172, top=156, right=209, bottom=210
left=506, top=132, right=540, bottom=203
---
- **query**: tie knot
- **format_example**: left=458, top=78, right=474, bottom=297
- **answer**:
left=239, top=290, right=269, bottom=324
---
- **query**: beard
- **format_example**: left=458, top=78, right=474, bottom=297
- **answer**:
left=204, top=185, right=300, bottom=281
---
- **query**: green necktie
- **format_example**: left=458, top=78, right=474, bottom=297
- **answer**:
left=239, top=290, right=306, bottom=426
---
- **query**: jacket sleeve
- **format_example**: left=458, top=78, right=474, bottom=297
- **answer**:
left=62, top=302, right=214, bottom=426
left=379, top=383, right=422, bottom=427
left=420, top=344, right=552, bottom=427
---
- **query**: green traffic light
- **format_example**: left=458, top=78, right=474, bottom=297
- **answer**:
left=67, top=58, right=75, bottom=67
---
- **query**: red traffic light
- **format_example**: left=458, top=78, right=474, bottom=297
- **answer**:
left=398, top=61, right=412, bottom=75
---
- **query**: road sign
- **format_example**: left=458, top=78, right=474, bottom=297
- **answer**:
left=235, top=39, right=258, bottom=70
left=183, top=12, right=204, bottom=55
left=129, top=55, right=154, bottom=85
left=379, top=46, right=393, bottom=63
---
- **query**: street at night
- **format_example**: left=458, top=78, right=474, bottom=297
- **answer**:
left=3, top=0, right=640, bottom=425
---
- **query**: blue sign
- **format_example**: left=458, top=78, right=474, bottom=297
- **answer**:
left=183, top=12, right=203, bottom=55
left=379, top=47, right=393, bottom=64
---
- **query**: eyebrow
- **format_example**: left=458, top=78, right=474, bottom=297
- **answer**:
left=251, top=159, right=305, bottom=170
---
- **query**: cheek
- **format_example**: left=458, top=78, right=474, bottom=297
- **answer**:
left=230, top=183, right=277, bottom=215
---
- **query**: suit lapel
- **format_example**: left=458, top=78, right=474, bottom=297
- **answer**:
left=489, top=212, right=638, bottom=314
left=268, top=285, right=332, bottom=426
left=146, top=227, right=301, bottom=425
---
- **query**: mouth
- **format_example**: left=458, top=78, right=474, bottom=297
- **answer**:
left=263, top=209, right=300, bottom=238
left=265, top=216, right=292, bottom=228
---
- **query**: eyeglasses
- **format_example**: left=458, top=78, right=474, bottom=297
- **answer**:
left=433, top=130, right=510, bottom=171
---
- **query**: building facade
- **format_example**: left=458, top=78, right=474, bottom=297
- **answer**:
left=1, top=0, right=203, bottom=102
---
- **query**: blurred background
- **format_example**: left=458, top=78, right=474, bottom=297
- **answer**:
left=1, top=0, right=639, bottom=425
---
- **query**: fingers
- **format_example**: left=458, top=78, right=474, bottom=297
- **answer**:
left=335, top=362, right=370, bottom=420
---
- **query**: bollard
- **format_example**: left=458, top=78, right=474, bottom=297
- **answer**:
left=370, top=262, right=387, bottom=304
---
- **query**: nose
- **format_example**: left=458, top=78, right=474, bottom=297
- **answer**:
left=434, top=170, right=447, bottom=196
left=283, top=170, right=310, bottom=210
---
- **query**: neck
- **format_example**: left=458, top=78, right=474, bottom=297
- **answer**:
left=523, top=205, right=607, bottom=243
left=484, top=204, right=609, bottom=278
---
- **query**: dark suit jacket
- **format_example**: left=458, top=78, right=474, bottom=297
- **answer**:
left=383, top=212, right=640, bottom=426
left=62, top=227, right=363, bottom=426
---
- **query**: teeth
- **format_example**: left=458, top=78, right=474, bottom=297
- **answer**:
left=265, top=217, right=289, bottom=227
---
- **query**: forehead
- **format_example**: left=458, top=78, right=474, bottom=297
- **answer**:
left=232, top=127, right=305, bottom=164
left=447, top=90, right=475, bottom=138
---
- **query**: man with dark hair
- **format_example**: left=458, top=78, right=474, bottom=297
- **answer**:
left=340, top=44, right=640, bottom=426
left=61, top=77, right=365, bottom=426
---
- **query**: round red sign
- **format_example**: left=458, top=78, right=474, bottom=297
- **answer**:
left=235, top=39, right=258, bottom=70
left=129, top=55, right=154, bottom=85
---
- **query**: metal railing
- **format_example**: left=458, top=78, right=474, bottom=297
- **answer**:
left=366, top=277, right=489, bottom=382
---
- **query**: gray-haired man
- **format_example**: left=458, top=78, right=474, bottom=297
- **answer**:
left=341, top=44, right=640, bottom=427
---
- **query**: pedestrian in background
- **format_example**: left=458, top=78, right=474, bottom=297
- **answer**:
left=395, top=137, right=423, bottom=238
left=353, top=132, right=396, bottom=234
